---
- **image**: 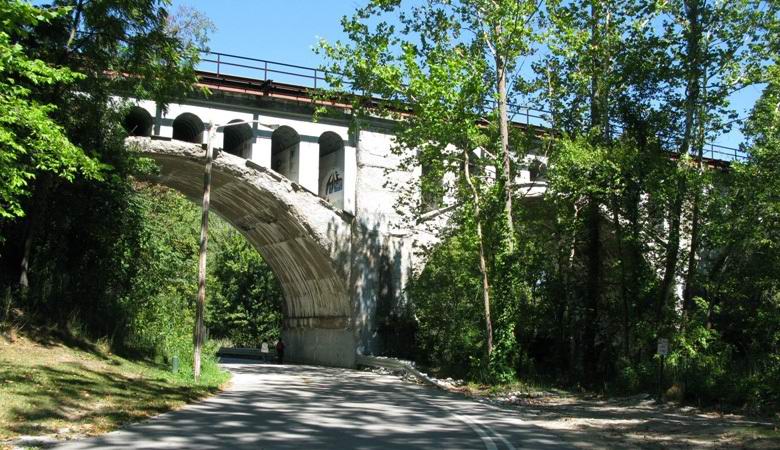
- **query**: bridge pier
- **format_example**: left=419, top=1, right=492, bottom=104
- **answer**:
left=283, top=327, right=356, bottom=368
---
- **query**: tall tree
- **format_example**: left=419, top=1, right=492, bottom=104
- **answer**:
left=9, top=0, right=209, bottom=290
left=319, top=0, right=542, bottom=360
left=537, top=0, right=632, bottom=381
left=0, top=0, right=101, bottom=221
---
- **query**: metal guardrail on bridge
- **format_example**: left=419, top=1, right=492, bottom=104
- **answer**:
left=197, top=50, right=748, bottom=163
left=199, top=50, right=337, bottom=90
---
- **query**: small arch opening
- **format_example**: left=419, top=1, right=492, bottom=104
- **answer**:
left=271, top=126, right=301, bottom=178
left=123, top=106, right=153, bottom=137
left=172, top=112, right=204, bottom=144
left=318, top=132, right=345, bottom=207
left=529, top=159, right=547, bottom=181
left=223, top=120, right=254, bottom=157
left=318, top=132, right=344, bottom=157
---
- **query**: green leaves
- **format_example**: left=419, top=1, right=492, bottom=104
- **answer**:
left=0, top=0, right=100, bottom=218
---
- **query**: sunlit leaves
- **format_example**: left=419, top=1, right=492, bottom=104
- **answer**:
left=0, top=0, right=100, bottom=218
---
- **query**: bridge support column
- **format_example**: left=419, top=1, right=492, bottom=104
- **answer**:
left=282, top=317, right=356, bottom=367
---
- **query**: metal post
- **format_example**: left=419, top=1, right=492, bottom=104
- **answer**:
left=659, top=354, right=665, bottom=401
left=216, top=53, right=221, bottom=76
left=314, top=69, right=317, bottom=89
left=193, top=123, right=214, bottom=382
left=264, top=61, right=268, bottom=81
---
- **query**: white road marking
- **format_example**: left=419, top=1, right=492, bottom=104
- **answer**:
left=400, top=383, right=517, bottom=450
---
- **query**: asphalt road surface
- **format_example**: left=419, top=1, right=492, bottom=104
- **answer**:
left=55, top=359, right=577, bottom=449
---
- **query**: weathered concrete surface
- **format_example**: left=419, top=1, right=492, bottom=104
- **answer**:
left=127, top=137, right=356, bottom=367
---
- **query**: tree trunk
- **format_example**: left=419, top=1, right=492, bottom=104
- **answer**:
left=66, top=0, right=85, bottom=50
left=583, top=197, right=601, bottom=383
left=683, top=183, right=702, bottom=312
left=464, top=149, right=493, bottom=356
left=612, top=199, right=631, bottom=359
left=495, top=48, right=514, bottom=250
left=18, top=175, right=53, bottom=292
left=683, top=7, right=707, bottom=313
left=658, top=0, right=703, bottom=327
left=657, top=184, right=683, bottom=326
left=581, top=0, right=607, bottom=383
left=194, top=124, right=214, bottom=381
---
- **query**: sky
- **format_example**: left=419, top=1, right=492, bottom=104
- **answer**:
left=170, top=0, right=356, bottom=68
left=171, top=0, right=755, bottom=150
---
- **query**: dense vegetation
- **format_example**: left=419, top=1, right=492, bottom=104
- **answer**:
left=321, top=0, right=780, bottom=412
left=0, top=0, right=282, bottom=380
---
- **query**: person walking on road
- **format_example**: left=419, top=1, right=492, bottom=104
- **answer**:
left=260, top=339, right=269, bottom=362
left=275, top=338, right=285, bottom=364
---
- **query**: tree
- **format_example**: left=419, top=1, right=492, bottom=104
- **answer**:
left=1, top=1, right=215, bottom=381
left=319, top=0, right=542, bottom=366
left=0, top=0, right=101, bottom=221
left=537, top=0, right=636, bottom=380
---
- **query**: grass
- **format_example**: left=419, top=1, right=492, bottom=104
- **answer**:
left=0, top=330, right=230, bottom=446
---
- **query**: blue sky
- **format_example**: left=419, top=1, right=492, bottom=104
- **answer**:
left=171, top=0, right=355, bottom=67
left=172, top=0, right=755, bottom=150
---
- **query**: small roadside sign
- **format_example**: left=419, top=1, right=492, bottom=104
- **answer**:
left=657, top=338, right=669, bottom=356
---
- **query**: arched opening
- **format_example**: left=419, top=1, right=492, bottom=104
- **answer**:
left=123, top=106, right=153, bottom=137
left=222, top=120, right=254, bottom=157
left=172, top=112, right=204, bottom=144
left=134, top=139, right=355, bottom=367
left=271, top=126, right=300, bottom=182
left=318, top=132, right=345, bottom=208
left=529, top=159, right=547, bottom=181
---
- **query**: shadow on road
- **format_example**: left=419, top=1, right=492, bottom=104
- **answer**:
left=54, top=358, right=582, bottom=449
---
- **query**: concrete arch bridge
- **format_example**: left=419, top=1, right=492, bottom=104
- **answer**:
left=122, top=59, right=453, bottom=367
left=123, top=52, right=744, bottom=368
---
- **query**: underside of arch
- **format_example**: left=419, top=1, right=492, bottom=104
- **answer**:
left=125, top=137, right=356, bottom=367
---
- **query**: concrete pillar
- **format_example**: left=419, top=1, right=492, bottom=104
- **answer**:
left=251, top=136, right=272, bottom=168
left=298, top=141, right=320, bottom=194
left=343, top=146, right=357, bottom=214
left=283, top=327, right=356, bottom=368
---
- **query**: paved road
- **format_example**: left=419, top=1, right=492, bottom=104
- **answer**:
left=55, top=359, right=577, bottom=449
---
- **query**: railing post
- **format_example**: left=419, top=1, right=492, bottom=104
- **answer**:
left=314, top=69, right=317, bottom=89
left=216, top=53, right=221, bottom=76
left=264, top=61, right=268, bottom=81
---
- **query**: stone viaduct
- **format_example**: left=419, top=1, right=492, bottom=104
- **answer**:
left=122, top=52, right=741, bottom=368
left=121, top=54, right=552, bottom=368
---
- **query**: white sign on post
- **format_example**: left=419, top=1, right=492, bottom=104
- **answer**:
left=657, top=338, right=669, bottom=356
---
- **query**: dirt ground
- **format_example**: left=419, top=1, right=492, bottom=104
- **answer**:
left=461, top=387, right=780, bottom=449
left=373, top=367, right=780, bottom=449
left=493, top=394, right=778, bottom=449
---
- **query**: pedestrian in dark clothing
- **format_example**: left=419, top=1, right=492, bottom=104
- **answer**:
left=275, top=339, right=285, bottom=364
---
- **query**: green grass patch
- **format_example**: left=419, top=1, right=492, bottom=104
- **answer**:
left=0, top=332, right=229, bottom=443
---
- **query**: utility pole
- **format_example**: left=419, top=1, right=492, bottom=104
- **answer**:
left=193, top=122, right=215, bottom=381
left=192, top=120, right=277, bottom=381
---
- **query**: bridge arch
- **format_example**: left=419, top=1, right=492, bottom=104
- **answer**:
left=318, top=131, right=345, bottom=208
left=126, top=136, right=356, bottom=367
left=270, top=126, right=301, bottom=181
left=172, top=112, right=205, bottom=144
left=222, top=119, right=254, bottom=158
left=124, top=106, right=153, bottom=137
